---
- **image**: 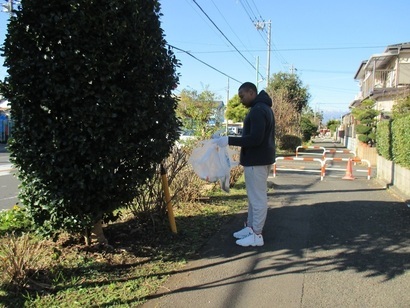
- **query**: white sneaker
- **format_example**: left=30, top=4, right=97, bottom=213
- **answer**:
left=236, top=233, right=264, bottom=247
left=233, top=226, right=253, bottom=239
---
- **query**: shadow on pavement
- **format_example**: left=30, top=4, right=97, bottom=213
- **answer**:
left=143, top=197, right=409, bottom=304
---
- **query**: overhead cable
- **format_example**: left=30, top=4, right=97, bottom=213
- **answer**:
left=191, top=0, right=259, bottom=74
left=168, top=44, right=242, bottom=84
left=210, top=0, right=256, bottom=61
left=190, top=45, right=386, bottom=53
left=239, top=0, right=257, bottom=23
left=238, top=1, right=289, bottom=71
left=248, top=0, right=264, bottom=21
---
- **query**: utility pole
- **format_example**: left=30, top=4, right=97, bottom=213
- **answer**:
left=225, top=78, right=230, bottom=135
left=227, top=77, right=230, bottom=102
left=254, top=20, right=271, bottom=88
left=255, top=56, right=265, bottom=91
left=255, top=56, right=259, bottom=91
left=266, top=20, right=271, bottom=87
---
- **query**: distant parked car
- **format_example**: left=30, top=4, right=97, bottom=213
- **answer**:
left=176, top=129, right=197, bottom=147
left=228, top=126, right=242, bottom=136
left=179, top=129, right=195, bottom=141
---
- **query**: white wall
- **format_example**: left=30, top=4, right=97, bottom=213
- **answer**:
left=377, top=155, right=410, bottom=200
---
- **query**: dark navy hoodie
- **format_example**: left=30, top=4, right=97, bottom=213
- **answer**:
left=228, top=90, right=275, bottom=166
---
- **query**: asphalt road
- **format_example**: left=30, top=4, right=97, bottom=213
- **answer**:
left=143, top=142, right=410, bottom=308
left=0, top=172, right=19, bottom=210
left=0, top=147, right=19, bottom=211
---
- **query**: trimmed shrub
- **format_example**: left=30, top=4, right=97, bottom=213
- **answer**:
left=2, top=0, right=180, bottom=237
left=279, top=135, right=302, bottom=152
left=376, top=120, right=393, bottom=160
left=392, top=114, right=410, bottom=168
left=0, top=206, right=33, bottom=235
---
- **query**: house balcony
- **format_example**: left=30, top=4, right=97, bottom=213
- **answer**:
left=360, top=68, right=396, bottom=98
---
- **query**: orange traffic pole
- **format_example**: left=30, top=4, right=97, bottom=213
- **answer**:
left=160, top=164, right=177, bottom=234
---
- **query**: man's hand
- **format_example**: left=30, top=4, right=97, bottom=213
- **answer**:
left=212, top=136, right=229, bottom=147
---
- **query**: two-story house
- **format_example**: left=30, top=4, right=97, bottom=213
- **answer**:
left=352, top=42, right=410, bottom=114
left=341, top=42, right=410, bottom=151
left=339, top=43, right=410, bottom=198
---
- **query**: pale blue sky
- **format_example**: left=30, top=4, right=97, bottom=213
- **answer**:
left=158, top=0, right=409, bottom=120
left=1, top=0, right=409, bottom=120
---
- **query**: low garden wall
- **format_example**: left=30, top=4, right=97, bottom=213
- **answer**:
left=377, top=155, right=410, bottom=199
left=343, top=137, right=409, bottom=199
left=356, top=143, right=378, bottom=166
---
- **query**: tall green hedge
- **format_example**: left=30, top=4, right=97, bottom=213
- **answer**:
left=392, top=114, right=410, bottom=168
left=376, top=114, right=410, bottom=169
left=376, top=119, right=392, bottom=160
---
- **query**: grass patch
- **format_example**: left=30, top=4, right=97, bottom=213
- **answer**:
left=0, top=179, right=247, bottom=307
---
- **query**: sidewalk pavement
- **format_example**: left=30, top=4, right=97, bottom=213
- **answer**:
left=143, top=141, right=410, bottom=308
left=0, top=143, right=7, bottom=153
left=0, top=143, right=13, bottom=177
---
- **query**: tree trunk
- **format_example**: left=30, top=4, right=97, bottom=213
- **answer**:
left=84, top=220, right=108, bottom=246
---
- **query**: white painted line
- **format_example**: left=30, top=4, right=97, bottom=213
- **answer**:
left=0, top=163, right=13, bottom=170
left=0, top=195, right=18, bottom=201
left=0, top=164, right=16, bottom=176
left=0, top=171, right=14, bottom=176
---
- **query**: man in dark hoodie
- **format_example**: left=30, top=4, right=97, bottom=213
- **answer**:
left=214, top=81, right=275, bottom=247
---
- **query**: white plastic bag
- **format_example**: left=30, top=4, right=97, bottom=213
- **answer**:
left=188, top=139, right=238, bottom=193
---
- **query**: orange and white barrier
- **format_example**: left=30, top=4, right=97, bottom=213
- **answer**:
left=273, top=157, right=325, bottom=181
left=273, top=147, right=372, bottom=181
left=323, top=157, right=371, bottom=180
left=295, top=146, right=326, bottom=159
left=324, top=149, right=356, bottom=158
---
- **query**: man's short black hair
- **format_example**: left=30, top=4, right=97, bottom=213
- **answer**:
left=238, top=82, right=257, bottom=93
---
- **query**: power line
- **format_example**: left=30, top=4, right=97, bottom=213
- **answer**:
left=238, top=0, right=267, bottom=44
left=274, top=45, right=387, bottom=52
left=246, top=0, right=264, bottom=21
left=183, top=45, right=387, bottom=53
left=243, top=0, right=289, bottom=68
left=239, top=0, right=257, bottom=24
left=168, top=44, right=242, bottom=84
left=210, top=0, right=257, bottom=62
left=243, top=0, right=258, bottom=21
left=191, top=0, right=259, bottom=75
left=298, top=69, right=353, bottom=74
left=239, top=0, right=289, bottom=73
left=183, top=0, right=231, bottom=50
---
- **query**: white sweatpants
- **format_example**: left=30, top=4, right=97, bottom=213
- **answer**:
left=244, top=165, right=271, bottom=234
